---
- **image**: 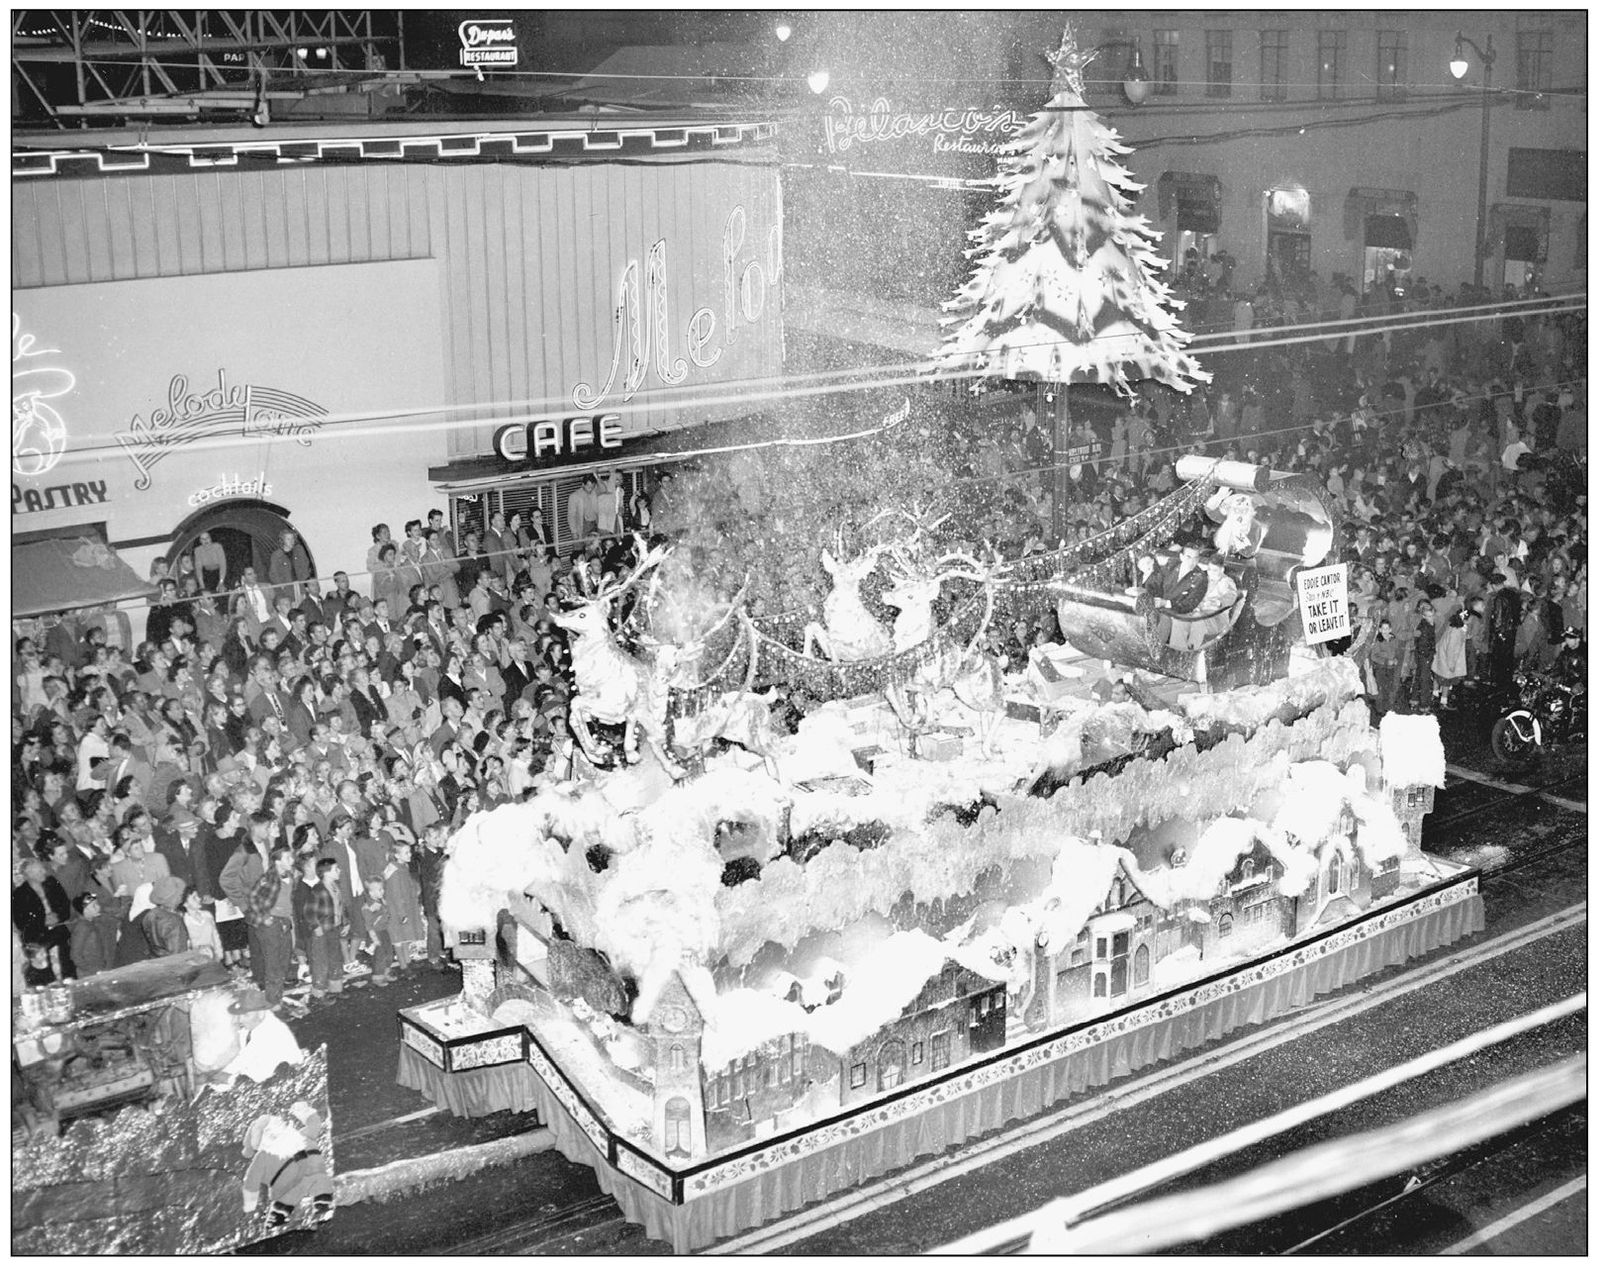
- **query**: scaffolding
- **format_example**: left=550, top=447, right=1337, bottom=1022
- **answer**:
left=11, top=10, right=403, bottom=127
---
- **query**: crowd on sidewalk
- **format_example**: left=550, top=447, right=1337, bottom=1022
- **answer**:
left=11, top=483, right=660, bottom=1013
left=11, top=278, right=1586, bottom=1007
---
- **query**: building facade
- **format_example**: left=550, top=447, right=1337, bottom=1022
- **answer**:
left=12, top=115, right=783, bottom=633
left=781, top=9, right=1586, bottom=354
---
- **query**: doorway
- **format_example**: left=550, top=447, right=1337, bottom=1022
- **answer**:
left=876, top=1040, right=906, bottom=1092
left=168, top=500, right=314, bottom=594
left=1267, top=231, right=1310, bottom=287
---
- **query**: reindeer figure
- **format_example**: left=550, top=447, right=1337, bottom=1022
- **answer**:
left=550, top=541, right=686, bottom=778
left=880, top=548, right=1007, bottom=753
left=670, top=687, right=782, bottom=779
left=799, top=533, right=897, bottom=662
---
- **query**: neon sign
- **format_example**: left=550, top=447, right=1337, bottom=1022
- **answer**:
left=458, top=19, right=517, bottom=67
left=115, top=371, right=328, bottom=491
left=572, top=205, right=782, bottom=412
left=821, top=97, right=1031, bottom=159
left=494, top=413, right=623, bottom=467
left=12, top=314, right=76, bottom=479
left=188, top=472, right=274, bottom=507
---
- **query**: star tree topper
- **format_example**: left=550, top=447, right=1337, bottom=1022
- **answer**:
left=933, top=25, right=1209, bottom=397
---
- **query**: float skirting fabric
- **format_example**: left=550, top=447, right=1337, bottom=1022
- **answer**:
left=395, top=1046, right=545, bottom=1118
left=496, top=891, right=1482, bottom=1253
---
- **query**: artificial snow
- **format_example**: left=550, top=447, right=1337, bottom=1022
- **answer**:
left=1378, top=712, right=1447, bottom=789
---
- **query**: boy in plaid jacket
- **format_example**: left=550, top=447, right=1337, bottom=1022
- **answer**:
left=292, top=855, right=344, bottom=1000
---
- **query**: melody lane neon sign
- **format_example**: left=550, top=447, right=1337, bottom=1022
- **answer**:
left=114, top=371, right=329, bottom=491
left=572, top=205, right=782, bottom=412
left=12, top=314, right=75, bottom=479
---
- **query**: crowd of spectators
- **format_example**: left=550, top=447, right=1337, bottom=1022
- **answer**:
left=10, top=499, right=663, bottom=1012
left=946, top=283, right=1587, bottom=699
left=10, top=277, right=1586, bottom=1008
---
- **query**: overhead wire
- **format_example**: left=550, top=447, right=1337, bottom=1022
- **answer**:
left=31, top=294, right=1584, bottom=472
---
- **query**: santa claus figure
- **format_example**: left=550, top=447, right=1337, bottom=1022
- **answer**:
left=241, top=1101, right=334, bottom=1228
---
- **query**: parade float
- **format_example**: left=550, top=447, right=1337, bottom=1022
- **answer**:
left=394, top=29, right=1479, bottom=1251
left=397, top=473, right=1478, bottom=1251
left=12, top=953, right=333, bottom=1254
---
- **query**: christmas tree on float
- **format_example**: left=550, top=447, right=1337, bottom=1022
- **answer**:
left=934, top=26, right=1208, bottom=397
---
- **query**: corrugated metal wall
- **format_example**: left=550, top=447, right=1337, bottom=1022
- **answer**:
left=13, top=153, right=783, bottom=460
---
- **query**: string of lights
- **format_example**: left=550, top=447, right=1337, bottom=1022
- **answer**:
left=35, top=295, right=1583, bottom=471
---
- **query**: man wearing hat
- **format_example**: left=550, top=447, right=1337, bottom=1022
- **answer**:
left=1486, top=567, right=1523, bottom=699
left=140, top=875, right=191, bottom=957
left=1553, top=626, right=1586, bottom=692
left=217, top=984, right=305, bottom=1084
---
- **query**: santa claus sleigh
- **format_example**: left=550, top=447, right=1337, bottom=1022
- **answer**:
left=1052, top=457, right=1340, bottom=690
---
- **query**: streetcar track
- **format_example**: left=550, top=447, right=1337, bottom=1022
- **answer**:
left=1271, top=1110, right=1583, bottom=1255
left=1424, top=772, right=1587, bottom=835
left=445, top=1193, right=622, bottom=1256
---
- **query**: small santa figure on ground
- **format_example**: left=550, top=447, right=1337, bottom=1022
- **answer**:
left=241, top=1101, right=334, bottom=1229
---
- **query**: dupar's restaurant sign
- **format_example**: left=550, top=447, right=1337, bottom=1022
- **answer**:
left=459, top=19, right=517, bottom=68
left=821, top=96, right=1031, bottom=163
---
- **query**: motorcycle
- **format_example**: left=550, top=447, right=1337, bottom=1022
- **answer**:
left=1490, top=671, right=1587, bottom=763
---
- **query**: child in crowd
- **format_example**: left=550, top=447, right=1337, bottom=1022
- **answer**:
left=358, top=877, right=395, bottom=987
left=300, top=857, right=346, bottom=1001
left=183, top=886, right=224, bottom=960
left=22, top=942, right=58, bottom=987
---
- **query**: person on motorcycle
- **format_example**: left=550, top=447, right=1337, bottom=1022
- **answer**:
left=1552, top=627, right=1586, bottom=691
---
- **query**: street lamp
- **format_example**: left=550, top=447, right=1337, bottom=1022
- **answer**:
left=1449, top=32, right=1496, bottom=290
left=1084, top=39, right=1151, bottom=105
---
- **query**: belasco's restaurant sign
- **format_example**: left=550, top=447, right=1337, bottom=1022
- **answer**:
left=821, top=96, right=1031, bottom=163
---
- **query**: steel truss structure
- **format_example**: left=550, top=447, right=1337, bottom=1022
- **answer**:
left=11, top=10, right=401, bottom=127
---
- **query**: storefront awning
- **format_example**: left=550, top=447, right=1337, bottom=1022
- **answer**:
left=11, top=533, right=156, bottom=618
left=1344, top=187, right=1417, bottom=243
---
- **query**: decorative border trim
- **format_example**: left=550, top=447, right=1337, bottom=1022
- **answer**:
left=450, top=1031, right=527, bottom=1072
left=396, top=871, right=1479, bottom=1208
left=680, top=878, right=1479, bottom=1197
left=13, top=121, right=778, bottom=178
left=615, top=1143, right=675, bottom=1200
left=527, top=1037, right=611, bottom=1159
left=400, top=1019, right=446, bottom=1071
